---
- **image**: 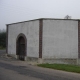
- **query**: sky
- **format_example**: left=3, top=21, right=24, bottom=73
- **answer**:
left=0, top=0, right=80, bottom=30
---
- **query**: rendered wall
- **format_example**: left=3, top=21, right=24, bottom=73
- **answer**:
left=42, top=20, right=78, bottom=59
left=8, top=20, right=39, bottom=58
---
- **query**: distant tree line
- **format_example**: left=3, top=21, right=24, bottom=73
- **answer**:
left=0, top=29, right=6, bottom=49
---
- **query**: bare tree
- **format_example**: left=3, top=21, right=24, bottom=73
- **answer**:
left=64, top=15, right=71, bottom=19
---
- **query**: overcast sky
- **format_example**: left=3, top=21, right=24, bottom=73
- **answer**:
left=0, top=0, right=80, bottom=30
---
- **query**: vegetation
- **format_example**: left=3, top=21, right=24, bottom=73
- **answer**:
left=0, top=30, right=6, bottom=49
left=37, top=64, right=80, bottom=73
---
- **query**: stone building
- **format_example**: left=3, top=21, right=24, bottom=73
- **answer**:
left=6, top=18, right=80, bottom=64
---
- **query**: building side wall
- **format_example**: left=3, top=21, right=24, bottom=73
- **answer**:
left=8, top=20, right=39, bottom=58
left=43, top=20, right=78, bottom=59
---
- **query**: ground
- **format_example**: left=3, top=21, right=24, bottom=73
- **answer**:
left=0, top=50, right=80, bottom=80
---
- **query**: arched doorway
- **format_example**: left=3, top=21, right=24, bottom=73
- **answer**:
left=16, top=33, right=27, bottom=61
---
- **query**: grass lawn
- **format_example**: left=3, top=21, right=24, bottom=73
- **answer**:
left=37, top=64, right=80, bottom=73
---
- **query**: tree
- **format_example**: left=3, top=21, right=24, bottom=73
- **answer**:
left=0, top=30, right=6, bottom=49
left=64, top=15, right=71, bottom=19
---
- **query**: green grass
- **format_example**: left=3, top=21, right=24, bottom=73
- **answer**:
left=37, top=64, right=80, bottom=73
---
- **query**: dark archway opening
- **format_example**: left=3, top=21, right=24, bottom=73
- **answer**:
left=16, top=34, right=27, bottom=61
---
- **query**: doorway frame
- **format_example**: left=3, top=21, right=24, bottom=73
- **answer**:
left=16, top=33, right=27, bottom=57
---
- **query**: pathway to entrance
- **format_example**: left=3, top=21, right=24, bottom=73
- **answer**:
left=0, top=50, right=80, bottom=80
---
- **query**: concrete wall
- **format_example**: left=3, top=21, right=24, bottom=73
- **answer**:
left=8, top=20, right=39, bottom=58
left=42, top=20, right=78, bottom=59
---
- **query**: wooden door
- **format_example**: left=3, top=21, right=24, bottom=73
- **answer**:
left=18, top=36, right=25, bottom=60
